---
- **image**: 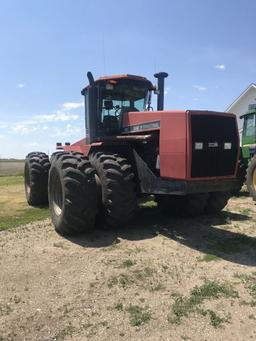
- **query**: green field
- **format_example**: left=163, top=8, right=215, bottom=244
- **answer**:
left=0, top=175, right=49, bottom=231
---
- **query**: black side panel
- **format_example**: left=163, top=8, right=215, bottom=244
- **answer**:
left=190, top=114, right=238, bottom=178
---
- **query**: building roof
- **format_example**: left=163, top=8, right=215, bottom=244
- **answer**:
left=226, top=83, right=256, bottom=112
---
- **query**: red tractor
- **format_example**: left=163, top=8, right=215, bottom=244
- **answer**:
left=24, top=72, right=240, bottom=234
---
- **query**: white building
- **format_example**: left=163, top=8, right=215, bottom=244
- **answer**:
left=226, top=83, right=256, bottom=133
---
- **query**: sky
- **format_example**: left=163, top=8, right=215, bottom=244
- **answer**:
left=0, top=0, right=256, bottom=159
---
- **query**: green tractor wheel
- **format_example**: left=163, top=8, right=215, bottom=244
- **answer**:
left=246, top=155, right=256, bottom=201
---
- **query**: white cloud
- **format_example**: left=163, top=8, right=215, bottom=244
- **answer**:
left=24, top=142, right=39, bottom=147
left=51, top=124, right=82, bottom=137
left=34, top=112, right=79, bottom=123
left=7, top=100, right=81, bottom=136
left=0, top=122, right=8, bottom=129
left=215, top=64, right=225, bottom=70
left=192, top=85, right=207, bottom=91
left=17, top=83, right=26, bottom=88
left=164, top=87, right=170, bottom=96
left=62, top=102, right=84, bottom=110
left=11, top=123, right=38, bottom=135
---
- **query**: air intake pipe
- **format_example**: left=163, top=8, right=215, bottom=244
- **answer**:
left=154, top=72, right=168, bottom=110
left=87, top=71, right=95, bottom=86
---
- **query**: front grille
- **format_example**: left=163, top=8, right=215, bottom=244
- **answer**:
left=190, top=114, right=238, bottom=178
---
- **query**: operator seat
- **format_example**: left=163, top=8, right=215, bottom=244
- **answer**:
left=103, top=115, right=119, bottom=135
left=102, top=100, right=119, bottom=135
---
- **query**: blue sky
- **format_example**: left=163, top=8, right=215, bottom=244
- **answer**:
left=0, top=0, right=256, bottom=158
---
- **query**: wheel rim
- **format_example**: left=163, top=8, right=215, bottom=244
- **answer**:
left=253, top=167, right=256, bottom=191
left=52, top=171, right=63, bottom=216
left=25, top=163, right=31, bottom=196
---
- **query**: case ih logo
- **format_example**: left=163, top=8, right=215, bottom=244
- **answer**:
left=208, top=142, right=218, bottom=148
left=124, top=120, right=160, bottom=133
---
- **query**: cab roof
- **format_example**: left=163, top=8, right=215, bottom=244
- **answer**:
left=98, top=74, right=150, bottom=82
left=81, top=73, right=154, bottom=94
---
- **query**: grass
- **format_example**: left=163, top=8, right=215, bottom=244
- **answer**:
left=108, top=274, right=133, bottom=288
left=0, top=208, right=49, bottom=231
left=114, top=303, right=124, bottom=311
left=138, top=199, right=157, bottom=209
left=126, top=305, right=151, bottom=326
left=198, top=253, right=221, bottom=262
left=204, top=309, right=228, bottom=327
left=249, top=284, right=256, bottom=298
left=0, top=172, right=24, bottom=178
left=0, top=175, right=24, bottom=186
left=107, top=266, right=156, bottom=290
left=233, top=273, right=256, bottom=299
left=121, top=259, right=136, bottom=268
left=168, top=280, right=238, bottom=326
left=0, top=159, right=24, bottom=162
left=240, top=208, right=253, bottom=216
left=150, top=283, right=165, bottom=291
left=0, top=175, right=49, bottom=231
left=133, top=267, right=155, bottom=281
left=240, top=299, right=256, bottom=307
left=191, top=281, right=238, bottom=300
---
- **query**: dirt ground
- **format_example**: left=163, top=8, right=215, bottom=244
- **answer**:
left=0, top=194, right=256, bottom=341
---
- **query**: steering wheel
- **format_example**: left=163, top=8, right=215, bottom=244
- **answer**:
left=114, top=105, right=121, bottom=117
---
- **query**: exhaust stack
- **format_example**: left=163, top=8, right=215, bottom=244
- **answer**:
left=154, top=72, right=168, bottom=110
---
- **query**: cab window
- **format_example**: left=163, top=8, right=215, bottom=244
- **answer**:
left=244, top=114, right=256, bottom=137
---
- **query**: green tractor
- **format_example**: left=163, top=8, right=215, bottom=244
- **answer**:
left=239, top=104, right=256, bottom=200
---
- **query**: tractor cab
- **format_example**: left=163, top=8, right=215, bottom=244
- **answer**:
left=241, top=104, right=256, bottom=159
left=81, top=73, right=154, bottom=143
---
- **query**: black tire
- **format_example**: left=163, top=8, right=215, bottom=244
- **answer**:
left=246, top=155, right=256, bottom=201
left=204, top=191, right=230, bottom=214
left=48, top=153, right=98, bottom=235
left=89, top=152, right=137, bottom=227
left=24, top=152, right=50, bottom=206
left=156, top=193, right=208, bottom=217
left=182, top=193, right=209, bottom=216
left=50, top=151, right=66, bottom=164
left=155, top=195, right=184, bottom=214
